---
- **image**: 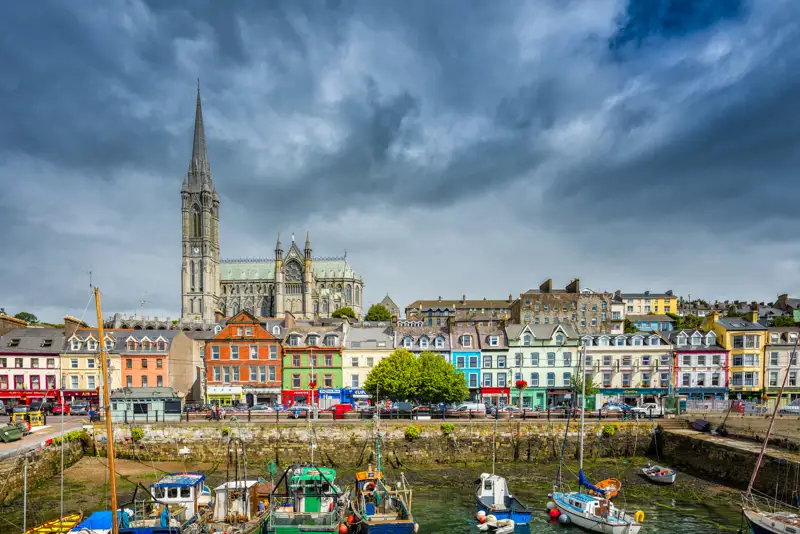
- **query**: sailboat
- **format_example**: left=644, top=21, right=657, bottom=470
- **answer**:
left=741, top=335, right=800, bottom=534
left=348, top=411, right=418, bottom=533
left=548, top=341, right=643, bottom=533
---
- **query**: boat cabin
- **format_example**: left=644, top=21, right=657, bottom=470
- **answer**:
left=149, top=472, right=210, bottom=517
left=213, top=480, right=260, bottom=522
left=477, top=473, right=510, bottom=510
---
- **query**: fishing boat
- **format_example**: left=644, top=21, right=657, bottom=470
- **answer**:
left=348, top=409, right=417, bottom=534
left=641, top=464, right=677, bottom=485
left=475, top=473, right=531, bottom=525
left=588, top=478, right=621, bottom=499
left=267, top=464, right=349, bottom=533
left=740, top=334, right=800, bottom=534
left=548, top=341, right=643, bottom=534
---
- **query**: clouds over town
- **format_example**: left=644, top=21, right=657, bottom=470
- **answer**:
left=1, top=0, right=799, bottom=322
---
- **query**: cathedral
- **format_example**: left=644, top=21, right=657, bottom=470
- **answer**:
left=180, top=87, right=364, bottom=322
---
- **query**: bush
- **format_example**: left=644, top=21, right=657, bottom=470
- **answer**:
left=440, top=423, right=455, bottom=436
left=404, top=425, right=421, bottom=441
left=131, top=427, right=145, bottom=443
left=602, top=424, right=618, bottom=438
left=222, top=426, right=231, bottom=437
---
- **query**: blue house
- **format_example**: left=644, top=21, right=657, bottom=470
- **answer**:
left=451, top=326, right=481, bottom=401
left=628, top=314, right=675, bottom=332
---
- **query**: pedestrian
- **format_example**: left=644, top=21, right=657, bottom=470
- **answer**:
left=88, top=407, right=94, bottom=422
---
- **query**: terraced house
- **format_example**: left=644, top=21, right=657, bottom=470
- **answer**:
left=341, top=325, right=393, bottom=404
left=506, top=324, right=580, bottom=410
left=765, top=327, right=800, bottom=407
left=0, top=327, right=63, bottom=406
left=667, top=329, right=728, bottom=401
left=119, top=330, right=178, bottom=390
left=205, top=311, right=283, bottom=406
left=477, top=325, right=510, bottom=407
left=703, top=312, right=767, bottom=399
left=64, top=327, right=123, bottom=405
left=583, top=332, right=672, bottom=408
left=450, top=325, right=482, bottom=400
left=618, top=290, right=678, bottom=315
left=282, top=322, right=344, bottom=408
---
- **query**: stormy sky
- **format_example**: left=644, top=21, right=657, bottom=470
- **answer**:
left=2, top=0, right=799, bottom=324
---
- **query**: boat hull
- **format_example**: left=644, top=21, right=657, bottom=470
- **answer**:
left=358, top=520, right=417, bottom=534
left=645, top=473, right=676, bottom=484
left=553, top=493, right=641, bottom=534
left=476, top=500, right=532, bottom=525
left=744, top=508, right=800, bottom=534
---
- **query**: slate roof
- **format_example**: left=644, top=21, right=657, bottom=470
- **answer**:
left=767, top=327, right=800, bottom=345
left=220, top=258, right=357, bottom=281
left=663, top=329, right=724, bottom=350
left=620, top=291, right=674, bottom=299
left=345, top=326, right=393, bottom=349
left=283, top=324, right=344, bottom=348
left=476, top=325, right=508, bottom=349
left=716, top=317, right=768, bottom=331
left=0, top=327, right=65, bottom=354
left=505, top=323, right=579, bottom=340
left=394, top=325, right=450, bottom=351
left=628, top=314, right=675, bottom=323
left=405, top=298, right=511, bottom=311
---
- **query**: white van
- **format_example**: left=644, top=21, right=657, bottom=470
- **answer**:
left=454, top=402, right=486, bottom=414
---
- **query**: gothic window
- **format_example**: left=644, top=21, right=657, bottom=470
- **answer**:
left=260, top=300, right=269, bottom=318
left=199, top=260, right=204, bottom=291
left=323, top=301, right=329, bottom=314
left=286, top=262, right=302, bottom=282
left=192, top=206, right=202, bottom=237
left=337, top=283, right=343, bottom=293
left=190, top=261, right=196, bottom=290
left=356, top=286, right=360, bottom=304
left=345, top=285, right=352, bottom=304
left=314, top=301, right=319, bottom=314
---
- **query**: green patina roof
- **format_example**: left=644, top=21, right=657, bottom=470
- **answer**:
left=220, top=258, right=357, bottom=282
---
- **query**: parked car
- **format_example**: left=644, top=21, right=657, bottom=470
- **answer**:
left=631, top=402, right=663, bottom=418
left=289, top=404, right=312, bottom=419
left=327, top=403, right=354, bottom=419
left=51, top=403, right=69, bottom=416
left=183, top=403, right=203, bottom=413
left=453, top=403, right=486, bottom=416
left=29, top=400, right=54, bottom=414
left=248, top=404, right=274, bottom=412
left=354, top=401, right=371, bottom=412
left=779, top=399, right=800, bottom=415
left=602, top=403, right=634, bottom=414
left=0, top=400, right=7, bottom=416
left=12, top=405, right=29, bottom=414
left=70, top=402, right=89, bottom=416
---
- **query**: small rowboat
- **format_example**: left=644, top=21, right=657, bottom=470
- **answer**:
left=642, top=464, right=677, bottom=484
left=589, top=478, right=622, bottom=499
left=477, top=516, right=515, bottom=534
left=25, top=513, right=83, bottom=533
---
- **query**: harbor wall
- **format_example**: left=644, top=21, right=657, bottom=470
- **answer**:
left=89, top=420, right=656, bottom=467
left=0, top=437, right=85, bottom=505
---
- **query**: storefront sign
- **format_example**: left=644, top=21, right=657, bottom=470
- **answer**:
left=480, top=387, right=510, bottom=395
left=599, top=388, right=668, bottom=395
left=318, top=388, right=342, bottom=397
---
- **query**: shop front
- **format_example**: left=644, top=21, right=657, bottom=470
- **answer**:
left=62, top=390, right=99, bottom=407
left=547, top=388, right=573, bottom=408
left=0, top=389, right=66, bottom=407
left=598, top=387, right=668, bottom=407
left=207, top=386, right=243, bottom=406
left=283, top=389, right=314, bottom=407
left=317, top=388, right=342, bottom=409
left=341, top=388, right=369, bottom=406
left=676, top=387, right=728, bottom=401
left=481, top=387, right=510, bottom=408
left=243, top=387, right=281, bottom=406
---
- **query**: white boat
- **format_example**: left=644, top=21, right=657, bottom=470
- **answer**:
left=550, top=341, right=643, bottom=534
left=476, top=515, right=515, bottom=534
left=743, top=507, right=800, bottom=534
left=641, top=464, right=677, bottom=484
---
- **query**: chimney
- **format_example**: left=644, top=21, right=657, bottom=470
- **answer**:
left=438, top=296, right=442, bottom=302
left=64, top=315, right=83, bottom=338
left=0, top=314, right=27, bottom=337
left=749, top=311, right=759, bottom=323
left=666, top=289, right=674, bottom=296
left=391, top=314, right=398, bottom=326
left=214, top=309, right=225, bottom=323
left=644, top=290, right=650, bottom=297
left=539, top=278, right=553, bottom=293
left=711, top=311, right=719, bottom=324
left=283, top=311, right=296, bottom=330
left=508, top=293, right=513, bottom=303
left=566, top=279, right=580, bottom=294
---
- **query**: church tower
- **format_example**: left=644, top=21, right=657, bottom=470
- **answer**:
left=181, top=84, right=220, bottom=322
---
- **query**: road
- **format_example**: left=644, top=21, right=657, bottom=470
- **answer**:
left=0, top=416, right=86, bottom=459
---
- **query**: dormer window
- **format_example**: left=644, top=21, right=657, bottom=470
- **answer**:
left=555, top=334, right=564, bottom=344
left=272, top=326, right=281, bottom=336
left=324, top=335, right=337, bottom=347
left=127, top=340, right=136, bottom=351
left=307, top=335, right=318, bottom=346
left=648, top=336, right=660, bottom=346
left=460, top=335, right=472, bottom=348
left=420, top=337, right=429, bottom=349
left=676, top=334, right=687, bottom=346
left=104, top=338, right=114, bottom=350
left=705, top=333, right=716, bottom=346
left=489, top=336, right=499, bottom=347
left=691, top=334, right=701, bottom=346
left=87, top=339, right=97, bottom=351
left=288, top=335, right=301, bottom=347
left=581, top=337, right=593, bottom=347
left=523, top=334, right=532, bottom=346
left=157, top=341, right=167, bottom=351
left=791, top=333, right=798, bottom=344
left=770, top=333, right=779, bottom=344
left=403, top=337, right=413, bottom=349
left=70, top=339, right=81, bottom=351
left=435, top=336, right=444, bottom=349
left=632, top=337, right=643, bottom=346
left=614, top=337, right=624, bottom=347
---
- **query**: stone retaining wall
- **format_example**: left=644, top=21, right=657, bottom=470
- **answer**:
left=0, top=438, right=85, bottom=505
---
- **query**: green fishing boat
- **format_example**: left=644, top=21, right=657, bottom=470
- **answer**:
left=266, top=465, right=349, bottom=533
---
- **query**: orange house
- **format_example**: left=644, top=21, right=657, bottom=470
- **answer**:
left=205, top=311, right=283, bottom=406
left=120, top=331, right=177, bottom=389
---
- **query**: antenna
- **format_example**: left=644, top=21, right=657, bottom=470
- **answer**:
left=87, top=269, right=93, bottom=289
left=139, top=292, right=147, bottom=319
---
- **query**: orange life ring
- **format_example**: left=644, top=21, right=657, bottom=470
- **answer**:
left=363, top=482, right=376, bottom=495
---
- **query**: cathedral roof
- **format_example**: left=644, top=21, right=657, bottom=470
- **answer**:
left=220, top=257, right=359, bottom=281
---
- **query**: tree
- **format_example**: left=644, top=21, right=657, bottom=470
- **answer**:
left=364, top=304, right=392, bottom=322
left=416, top=351, right=469, bottom=405
left=772, top=315, right=797, bottom=327
left=363, top=348, right=420, bottom=401
left=623, top=318, right=638, bottom=334
left=666, top=312, right=702, bottom=330
left=331, top=306, right=356, bottom=320
left=13, top=312, right=38, bottom=324
left=571, top=374, right=600, bottom=397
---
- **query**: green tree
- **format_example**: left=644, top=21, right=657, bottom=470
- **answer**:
left=331, top=306, right=356, bottom=320
left=666, top=312, right=702, bottom=330
left=416, top=351, right=469, bottom=405
left=364, top=304, right=392, bottom=322
left=571, top=374, right=600, bottom=397
left=772, top=315, right=797, bottom=327
left=363, top=348, right=420, bottom=401
left=13, top=312, right=38, bottom=324
left=623, top=318, right=638, bottom=334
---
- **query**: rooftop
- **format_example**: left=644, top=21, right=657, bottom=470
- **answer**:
left=627, top=314, right=675, bottom=322
left=716, top=317, right=768, bottom=331
left=154, top=473, right=206, bottom=487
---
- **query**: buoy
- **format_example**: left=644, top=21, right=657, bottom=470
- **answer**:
left=546, top=501, right=556, bottom=510
left=486, top=514, right=497, bottom=523
left=478, top=515, right=486, bottom=524
left=549, top=508, right=561, bottom=518
left=476, top=510, right=486, bottom=521
left=414, top=523, right=419, bottom=533
left=339, top=523, right=349, bottom=534
left=558, top=513, right=571, bottom=524
left=634, top=510, right=645, bottom=523
left=347, top=514, right=355, bottom=524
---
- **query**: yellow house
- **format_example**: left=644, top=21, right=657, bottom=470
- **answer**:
left=702, top=311, right=767, bottom=399
left=620, top=290, right=678, bottom=315
left=341, top=326, right=394, bottom=397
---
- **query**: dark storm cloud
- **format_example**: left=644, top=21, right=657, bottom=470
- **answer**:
left=2, top=0, right=800, bottom=322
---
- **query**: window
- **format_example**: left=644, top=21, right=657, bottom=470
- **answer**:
left=642, top=355, right=651, bottom=366
left=269, top=367, right=276, bottom=381
left=367, top=357, right=374, bottom=367
left=70, top=339, right=80, bottom=351
left=648, top=337, right=659, bottom=346
left=585, top=354, right=593, bottom=366
left=87, top=339, right=97, bottom=351
left=71, top=358, right=78, bottom=369
left=324, top=335, right=337, bottom=347
left=732, top=373, right=743, bottom=386
left=497, top=355, right=506, bottom=368
left=419, top=337, right=429, bottom=349
left=793, top=352, right=799, bottom=365
left=547, top=372, right=555, bottom=387
left=231, top=346, right=239, bottom=360
left=223, top=367, right=231, bottom=383
left=530, top=352, right=539, bottom=366
left=602, top=372, right=612, bottom=386
left=614, top=337, right=623, bottom=347
left=30, top=358, right=39, bottom=369
left=307, top=335, right=319, bottom=346
left=496, top=373, right=506, bottom=387
left=691, top=334, right=701, bottom=346
left=770, top=352, right=779, bottom=366
left=697, top=373, right=706, bottom=387
left=712, top=373, right=720, bottom=386
left=632, top=337, right=642, bottom=346
left=562, top=372, right=571, bottom=386
left=87, top=358, right=95, bottom=369
left=233, top=367, right=240, bottom=381
left=288, top=335, right=300, bottom=347
left=213, top=367, right=221, bottom=382
left=70, top=376, right=78, bottom=389
left=126, top=375, right=133, bottom=387
left=489, top=336, right=499, bottom=346
left=697, top=355, right=706, bottom=366
left=712, top=354, right=721, bottom=365
left=769, top=372, right=779, bottom=387
left=544, top=317, right=550, bottom=324
left=460, top=335, right=472, bottom=347
left=0, top=358, right=5, bottom=368
left=351, top=375, right=359, bottom=388
left=547, top=352, right=556, bottom=366
left=351, top=357, right=359, bottom=367
left=660, top=372, right=669, bottom=387
left=602, top=355, right=612, bottom=366
left=273, top=326, right=281, bottom=336
left=105, top=338, right=114, bottom=350
left=642, top=372, right=651, bottom=386
left=237, top=327, right=243, bottom=336
left=591, top=318, right=597, bottom=327
left=127, top=340, right=136, bottom=351
left=269, top=345, right=278, bottom=359
left=514, top=353, right=523, bottom=367
left=530, top=372, right=539, bottom=386
left=13, top=358, right=22, bottom=369
left=733, top=335, right=760, bottom=349
left=622, top=373, right=631, bottom=387
left=141, top=376, right=148, bottom=387
left=292, top=374, right=301, bottom=388
left=141, top=359, right=148, bottom=369
left=483, top=373, right=493, bottom=387
left=790, top=372, right=797, bottom=387
left=435, top=337, right=444, bottom=349
left=156, top=358, right=162, bottom=369
left=47, top=358, right=55, bottom=369
left=212, top=346, right=220, bottom=360
left=744, top=372, right=758, bottom=386
left=563, top=352, right=572, bottom=366
left=733, top=354, right=759, bottom=366
left=483, top=355, right=493, bottom=368
left=29, top=375, right=40, bottom=390
left=157, top=341, right=166, bottom=351
left=555, top=334, right=564, bottom=344
left=403, top=337, right=413, bottom=349
left=682, top=354, right=692, bottom=366
left=324, top=355, right=332, bottom=367
left=661, top=354, right=670, bottom=366
left=468, top=355, right=479, bottom=368
left=456, top=356, right=465, bottom=369
left=245, top=327, right=252, bottom=337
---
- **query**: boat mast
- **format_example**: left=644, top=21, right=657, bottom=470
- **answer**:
left=745, top=333, right=800, bottom=498
left=492, top=405, right=497, bottom=476
left=95, top=287, right=119, bottom=534
left=579, top=340, right=586, bottom=474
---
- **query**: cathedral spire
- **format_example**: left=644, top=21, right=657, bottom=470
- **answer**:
left=305, top=231, right=311, bottom=250
left=189, top=81, right=211, bottom=179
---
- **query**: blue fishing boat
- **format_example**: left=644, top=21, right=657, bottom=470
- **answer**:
left=475, top=473, right=532, bottom=525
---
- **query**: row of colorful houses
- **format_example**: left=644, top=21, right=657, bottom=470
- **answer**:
left=0, top=307, right=797, bottom=409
